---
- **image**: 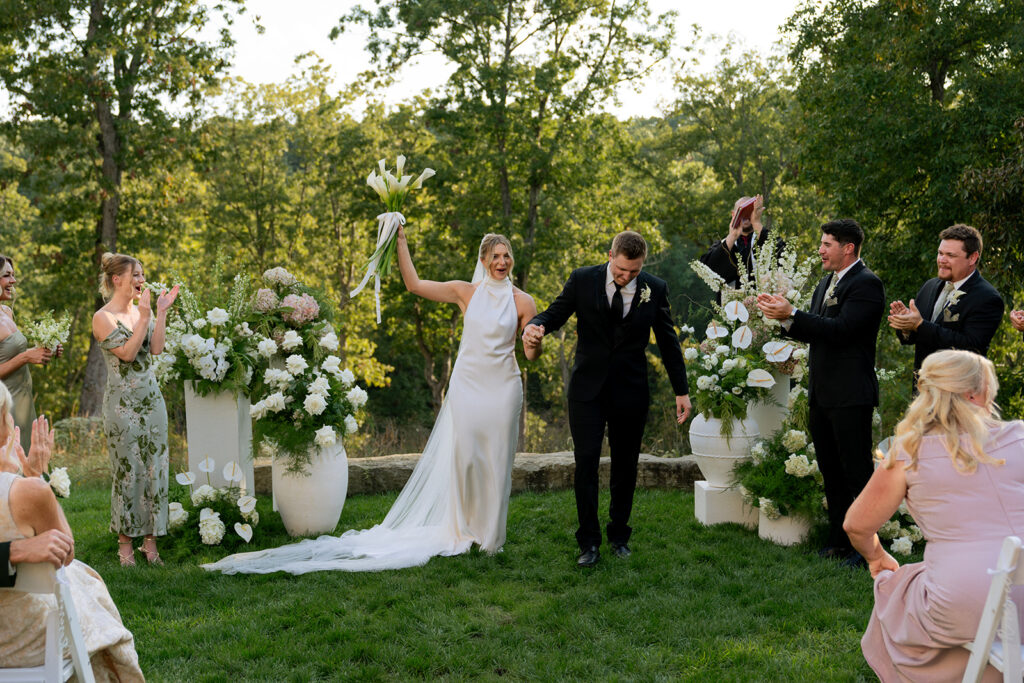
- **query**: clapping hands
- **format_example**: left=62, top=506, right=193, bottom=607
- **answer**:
left=15, top=416, right=56, bottom=478
left=156, top=284, right=180, bottom=314
left=888, top=300, right=923, bottom=331
left=1011, top=309, right=1024, bottom=332
left=756, top=293, right=793, bottom=320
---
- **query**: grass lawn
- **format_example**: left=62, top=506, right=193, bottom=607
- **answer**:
left=63, top=483, right=887, bottom=682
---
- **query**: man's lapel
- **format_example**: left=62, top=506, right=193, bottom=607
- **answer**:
left=596, top=263, right=610, bottom=315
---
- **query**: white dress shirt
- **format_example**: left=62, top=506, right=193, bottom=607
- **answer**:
left=605, top=266, right=638, bottom=318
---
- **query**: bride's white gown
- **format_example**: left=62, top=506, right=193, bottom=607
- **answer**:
left=203, top=275, right=522, bottom=574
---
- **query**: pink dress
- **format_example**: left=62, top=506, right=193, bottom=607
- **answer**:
left=862, top=421, right=1024, bottom=682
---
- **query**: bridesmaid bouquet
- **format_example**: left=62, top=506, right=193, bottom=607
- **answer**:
left=350, top=155, right=435, bottom=323
left=24, top=311, right=71, bottom=353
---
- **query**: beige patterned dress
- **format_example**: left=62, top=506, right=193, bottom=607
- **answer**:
left=0, top=472, right=144, bottom=679
left=100, top=320, right=168, bottom=537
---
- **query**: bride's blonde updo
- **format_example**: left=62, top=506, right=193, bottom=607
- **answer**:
left=98, top=252, right=140, bottom=300
left=885, top=349, right=1003, bottom=473
left=479, top=233, right=514, bottom=275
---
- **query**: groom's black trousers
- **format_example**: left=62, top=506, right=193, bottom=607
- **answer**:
left=568, top=385, right=649, bottom=550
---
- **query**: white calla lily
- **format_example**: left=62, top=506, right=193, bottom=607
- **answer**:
left=237, top=495, right=257, bottom=514
left=175, top=471, right=196, bottom=486
left=763, top=340, right=794, bottom=363
left=395, top=154, right=405, bottom=175
left=723, top=300, right=750, bottom=322
left=705, top=321, right=729, bottom=339
left=222, top=461, right=243, bottom=483
left=234, top=523, right=253, bottom=543
left=198, top=457, right=216, bottom=473
left=731, top=325, right=753, bottom=349
left=411, top=168, right=435, bottom=189
left=746, top=369, right=777, bottom=388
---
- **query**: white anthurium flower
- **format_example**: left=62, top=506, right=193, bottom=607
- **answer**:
left=763, top=340, right=794, bottom=363
left=234, top=523, right=253, bottom=543
left=723, top=300, right=750, bottom=322
left=175, top=471, right=196, bottom=486
left=222, top=461, right=244, bottom=483
left=731, top=325, right=753, bottom=349
left=705, top=321, right=729, bottom=339
left=746, top=369, right=777, bottom=388
left=198, top=457, right=216, bottom=473
left=237, top=496, right=257, bottom=514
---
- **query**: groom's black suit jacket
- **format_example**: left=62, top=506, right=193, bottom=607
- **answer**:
left=897, top=270, right=1004, bottom=371
left=529, top=264, right=688, bottom=402
left=1, top=542, right=14, bottom=587
left=786, top=261, right=885, bottom=409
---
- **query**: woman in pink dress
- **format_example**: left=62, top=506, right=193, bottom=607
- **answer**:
left=845, top=349, right=1024, bottom=682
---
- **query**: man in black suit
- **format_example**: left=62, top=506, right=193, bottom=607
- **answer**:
left=757, top=219, right=885, bottom=567
left=888, top=224, right=1004, bottom=379
left=522, top=231, right=691, bottom=567
left=700, top=195, right=782, bottom=292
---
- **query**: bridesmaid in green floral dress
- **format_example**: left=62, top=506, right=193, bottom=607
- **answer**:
left=91, top=252, right=178, bottom=566
left=0, top=255, right=55, bottom=454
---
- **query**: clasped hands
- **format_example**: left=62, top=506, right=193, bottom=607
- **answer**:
left=1010, top=309, right=1024, bottom=332
left=756, top=293, right=794, bottom=320
left=887, top=300, right=923, bottom=332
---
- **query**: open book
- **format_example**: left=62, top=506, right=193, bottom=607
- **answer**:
left=730, top=197, right=757, bottom=230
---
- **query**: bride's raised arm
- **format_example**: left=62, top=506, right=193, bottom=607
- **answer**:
left=396, top=225, right=474, bottom=310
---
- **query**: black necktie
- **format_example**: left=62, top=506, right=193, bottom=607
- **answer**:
left=611, top=283, right=623, bottom=323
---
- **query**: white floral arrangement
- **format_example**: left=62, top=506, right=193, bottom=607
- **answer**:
left=878, top=500, right=925, bottom=556
left=170, top=458, right=260, bottom=547
left=24, top=311, right=72, bottom=353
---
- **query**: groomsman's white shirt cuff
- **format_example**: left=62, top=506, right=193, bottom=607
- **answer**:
left=7, top=560, right=14, bottom=576
left=605, top=269, right=638, bottom=317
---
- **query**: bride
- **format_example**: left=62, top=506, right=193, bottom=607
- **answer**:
left=204, top=228, right=538, bottom=574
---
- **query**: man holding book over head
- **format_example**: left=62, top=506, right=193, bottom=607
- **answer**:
left=700, top=195, right=781, bottom=293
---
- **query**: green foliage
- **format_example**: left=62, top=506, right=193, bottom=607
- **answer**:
left=164, top=482, right=265, bottom=555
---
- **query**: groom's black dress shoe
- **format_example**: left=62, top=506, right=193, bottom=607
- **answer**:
left=611, top=543, right=631, bottom=559
left=577, top=546, right=600, bottom=567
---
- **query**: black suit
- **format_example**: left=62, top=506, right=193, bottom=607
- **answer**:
left=897, top=270, right=1004, bottom=372
left=785, top=261, right=885, bottom=551
left=530, top=264, right=688, bottom=549
left=1, top=541, right=14, bottom=587
left=700, top=228, right=784, bottom=288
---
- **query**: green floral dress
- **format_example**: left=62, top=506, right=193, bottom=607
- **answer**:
left=101, top=319, right=168, bottom=537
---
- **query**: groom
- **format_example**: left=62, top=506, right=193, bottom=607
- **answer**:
left=522, top=231, right=690, bottom=567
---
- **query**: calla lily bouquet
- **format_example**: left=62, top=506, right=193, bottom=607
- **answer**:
left=169, top=457, right=262, bottom=549
left=249, top=267, right=367, bottom=474
left=351, top=155, right=435, bottom=323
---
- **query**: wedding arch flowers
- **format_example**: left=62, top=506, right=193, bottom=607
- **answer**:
left=250, top=267, right=367, bottom=473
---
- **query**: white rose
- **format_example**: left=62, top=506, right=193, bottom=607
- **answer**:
left=339, top=368, right=355, bottom=386
left=257, top=338, right=278, bottom=359
left=249, top=401, right=267, bottom=419
left=346, top=386, right=368, bottom=409
left=264, top=392, right=287, bottom=412
left=281, top=330, right=303, bottom=351
left=191, top=484, right=216, bottom=506
left=303, top=392, right=327, bottom=416
left=198, top=509, right=226, bottom=545
left=715, top=345, right=730, bottom=356
left=344, top=414, right=358, bottom=434
left=47, top=467, right=71, bottom=498
left=319, top=332, right=340, bottom=351
left=683, top=348, right=699, bottom=361
left=891, top=536, right=913, bottom=556
left=285, top=354, right=309, bottom=376
left=731, top=386, right=742, bottom=395
left=206, top=307, right=229, bottom=326
left=321, top=355, right=342, bottom=377
left=314, top=425, right=336, bottom=448
left=308, top=375, right=331, bottom=396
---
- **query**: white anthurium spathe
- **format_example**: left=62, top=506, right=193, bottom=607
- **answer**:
left=763, top=340, right=794, bottom=363
left=175, top=471, right=196, bottom=486
left=706, top=321, right=729, bottom=339
left=237, top=496, right=257, bottom=514
left=723, top=300, right=750, bottom=323
left=746, top=369, right=777, bottom=388
left=198, top=457, right=216, bottom=473
left=234, top=522, right=253, bottom=543
left=222, top=461, right=243, bottom=483
left=731, top=325, right=753, bottom=349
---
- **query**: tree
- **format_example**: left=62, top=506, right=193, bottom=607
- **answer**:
left=0, top=0, right=246, bottom=413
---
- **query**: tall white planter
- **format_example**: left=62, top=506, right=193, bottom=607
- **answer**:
left=184, top=381, right=254, bottom=493
left=758, top=509, right=811, bottom=546
left=688, top=414, right=760, bottom=488
left=748, top=368, right=791, bottom=440
left=272, top=441, right=349, bottom=537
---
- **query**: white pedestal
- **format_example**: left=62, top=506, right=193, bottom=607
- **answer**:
left=694, top=480, right=758, bottom=528
left=184, top=382, right=254, bottom=493
left=758, top=509, right=811, bottom=546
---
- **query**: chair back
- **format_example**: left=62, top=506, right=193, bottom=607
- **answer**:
left=962, top=536, right=1024, bottom=682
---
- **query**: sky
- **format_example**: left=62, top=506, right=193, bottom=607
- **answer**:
left=209, top=0, right=804, bottom=118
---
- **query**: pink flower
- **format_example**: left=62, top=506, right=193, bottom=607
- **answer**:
left=281, top=293, right=320, bottom=326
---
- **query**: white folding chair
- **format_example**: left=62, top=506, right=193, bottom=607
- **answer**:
left=0, top=562, right=94, bottom=683
left=963, top=535, right=1024, bottom=682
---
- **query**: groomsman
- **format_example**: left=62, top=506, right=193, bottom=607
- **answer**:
left=888, top=224, right=1004, bottom=377
left=757, top=219, right=884, bottom=568
left=700, top=195, right=782, bottom=291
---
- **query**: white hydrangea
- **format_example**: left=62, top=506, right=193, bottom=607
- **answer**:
left=344, top=414, right=358, bottom=435
left=684, top=348, right=699, bottom=361
left=198, top=509, right=226, bottom=545
left=737, top=357, right=747, bottom=368
left=257, top=338, right=278, bottom=359
left=721, top=358, right=737, bottom=372
left=168, top=502, right=189, bottom=530
left=263, top=266, right=297, bottom=287
left=303, top=392, right=327, bottom=416
left=715, top=345, right=730, bottom=356
left=314, top=425, right=336, bottom=448
left=806, top=443, right=815, bottom=457
left=792, top=348, right=807, bottom=361
left=878, top=520, right=901, bottom=539
left=339, top=368, right=355, bottom=386
left=263, top=368, right=291, bottom=390
left=782, top=429, right=808, bottom=452
left=898, top=500, right=909, bottom=516
left=285, top=354, right=308, bottom=376
left=281, top=330, right=302, bottom=351
left=759, top=497, right=781, bottom=521
left=906, top=525, right=923, bottom=543
left=47, top=467, right=71, bottom=498
left=346, top=386, right=368, bottom=409
left=192, top=318, right=207, bottom=329
left=191, top=484, right=217, bottom=506
left=750, top=441, right=766, bottom=464
left=784, top=454, right=815, bottom=477
left=206, top=307, right=229, bottom=326
left=891, top=536, right=913, bottom=556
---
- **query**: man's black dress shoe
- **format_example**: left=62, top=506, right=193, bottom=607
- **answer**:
left=611, top=543, right=631, bottom=559
left=577, top=546, right=600, bottom=567
left=839, top=552, right=867, bottom=569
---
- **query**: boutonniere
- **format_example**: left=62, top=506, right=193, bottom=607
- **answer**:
left=638, top=284, right=652, bottom=305
left=825, top=296, right=839, bottom=308
left=943, top=309, right=960, bottom=323
left=946, top=289, right=965, bottom=309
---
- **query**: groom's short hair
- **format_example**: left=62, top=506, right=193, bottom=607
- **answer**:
left=611, top=231, right=647, bottom=260
left=821, top=219, right=864, bottom=254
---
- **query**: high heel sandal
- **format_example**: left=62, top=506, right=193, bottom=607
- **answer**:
left=118, top=540, right=136, bottom=567
left=139, top=541, right=163, bottom=566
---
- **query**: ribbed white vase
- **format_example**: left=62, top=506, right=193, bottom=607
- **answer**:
left=272, top=440, right=349, bottom=537
left=688, top=414, right=760, bottom=488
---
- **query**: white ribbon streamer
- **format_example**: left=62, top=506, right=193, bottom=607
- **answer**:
left=350, top=211, right=406, bottom=324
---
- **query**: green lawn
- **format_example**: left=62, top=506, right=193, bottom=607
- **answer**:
left=63, top=484, right=884, bottom=682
